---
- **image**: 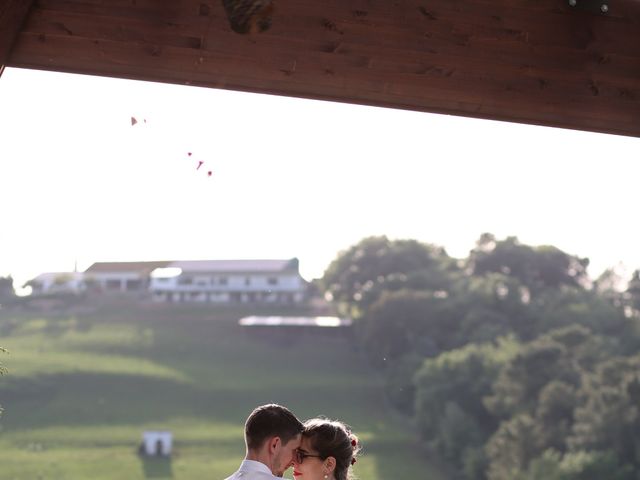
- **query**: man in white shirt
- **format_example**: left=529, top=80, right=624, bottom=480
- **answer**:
left=225, top=404, right=304, bottom=480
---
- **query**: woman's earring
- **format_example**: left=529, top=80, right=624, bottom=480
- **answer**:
left=324, top=476, right=328, bottom=480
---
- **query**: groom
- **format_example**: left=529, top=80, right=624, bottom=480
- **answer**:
left=225, top=404, right=303, bottom=479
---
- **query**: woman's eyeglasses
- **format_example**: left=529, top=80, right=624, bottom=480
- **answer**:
left=294, top=448, right=323, bottom=464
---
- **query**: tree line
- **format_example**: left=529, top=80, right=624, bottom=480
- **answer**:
left=321, top=235, right=640, bottom=480
left=0, top=276, right=10, bottom=418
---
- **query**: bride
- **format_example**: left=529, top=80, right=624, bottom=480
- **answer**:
left=291, top=418, right=361, bottom=480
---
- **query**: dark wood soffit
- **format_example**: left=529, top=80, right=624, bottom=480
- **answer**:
left=0, top=0, right=36, bottom=74
left=6, top=0, right=640, bottom=138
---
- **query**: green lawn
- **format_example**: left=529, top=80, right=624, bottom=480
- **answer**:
left=0, top=302, right=447, bottom=480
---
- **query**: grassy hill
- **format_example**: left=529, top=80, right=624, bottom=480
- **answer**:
left=0, top=301, right=447, bottom=480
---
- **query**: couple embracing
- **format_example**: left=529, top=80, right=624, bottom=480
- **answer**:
left=225, top=404, right=361, bottom=480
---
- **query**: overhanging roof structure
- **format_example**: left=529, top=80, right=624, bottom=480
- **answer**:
left=2, top=0, right=639, bottom=137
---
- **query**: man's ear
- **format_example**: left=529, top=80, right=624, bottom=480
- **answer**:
left=269, top=436, right=281, bottom=454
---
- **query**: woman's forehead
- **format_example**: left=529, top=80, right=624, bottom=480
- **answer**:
left=299, top=436, right=315, bottom=451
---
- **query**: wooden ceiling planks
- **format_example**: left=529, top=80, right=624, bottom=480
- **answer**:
left=4, top=0, right=640, bottom=137
left=0, top=0, right=35, bottom=75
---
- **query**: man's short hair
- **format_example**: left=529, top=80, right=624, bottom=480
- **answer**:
left=245, top=404, right=303, bottom=450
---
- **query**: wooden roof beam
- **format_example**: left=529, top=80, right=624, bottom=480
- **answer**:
left=4, top=0, right=640, bottom=137
left=0, top=0, right=35, bottom=76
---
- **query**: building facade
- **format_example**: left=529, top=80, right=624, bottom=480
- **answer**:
left=149, top=259, right=307, bottom=304
left=27, top=272, right=86, bottom=295
left=84, top=261, right=171, bottom=293
left=27, top=258, right=308, bottom=305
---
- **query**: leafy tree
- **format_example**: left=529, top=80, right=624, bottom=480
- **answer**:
left=356, top=268, right=459, bottom=313
left=545, top=324, right=620, bottom=372
left=558, top=450, right=635, bottom=480
left=486, top=414, right=540, bottom=480
left=487, top=333, right=640, bottom=479
left=627, top=270, right=640, bottom=314
left=594, top=266, right=629, bottom=309
left=569, top=355, right=640, bottom=468
left=383, top=352, right=424, bottom=413
left=0, top=348, right=6, bottom=375
left=485, top=336, right=580, bottom=419
left=0, top=276, right=14, bottom=302
left=530, top=288, right=629, bottom=341
left=468, top=234, right=589, bottom=295
left=521, top=450, right=635, bottom=480
left=360, top=289, right=455, bottom=365
left=323, top=235, right=640, bottom=479
left=462, top=445, right=490, bottom=480
left=485, top=325, right=605, bottom=419
left=533, top=381, right=577, bottom=452
left=321, top=236, right=455, bottom=315
left=518, top=450, right=565, bottom=480
left=0, top=347, right=6, bottom=417
left=517, top=450, right=637, bottom=480
left=453, top=272, right=533, bottom=342
left=437, top=401, right=484, bottom=465
left=414, top=339, right=518, bottom=477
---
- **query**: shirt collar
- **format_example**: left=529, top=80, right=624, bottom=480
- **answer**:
left=239, top=459, right=273, bottom=476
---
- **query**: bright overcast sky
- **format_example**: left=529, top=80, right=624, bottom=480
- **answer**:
left=1, top=66, right=639, bottom=289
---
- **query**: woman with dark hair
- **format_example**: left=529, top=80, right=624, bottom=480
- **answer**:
left=292, top=418, right=361, bottom=480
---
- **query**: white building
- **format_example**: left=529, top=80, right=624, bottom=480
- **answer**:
left=83, top=261, right=171, bottom=293
left=141, top=431, right=172, bottom=456
left=27, top=258, right=309, bottom=304
left=26, top=272, right=86, bottom=295
left=150, top=258, right=308, bottom=304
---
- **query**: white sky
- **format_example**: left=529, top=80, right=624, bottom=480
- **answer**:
left=1, top=67, right=639, bottom=290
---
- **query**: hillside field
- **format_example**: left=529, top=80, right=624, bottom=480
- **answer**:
left=0, top=302, right=447, bottom=480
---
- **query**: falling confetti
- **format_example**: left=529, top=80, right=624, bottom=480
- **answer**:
left=130, top=123, right=214, bottom=180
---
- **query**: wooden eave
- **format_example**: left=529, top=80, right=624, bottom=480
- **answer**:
left=2, top=0, right=640, bottom=137
left=0, top=0, right=36, bottom=75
